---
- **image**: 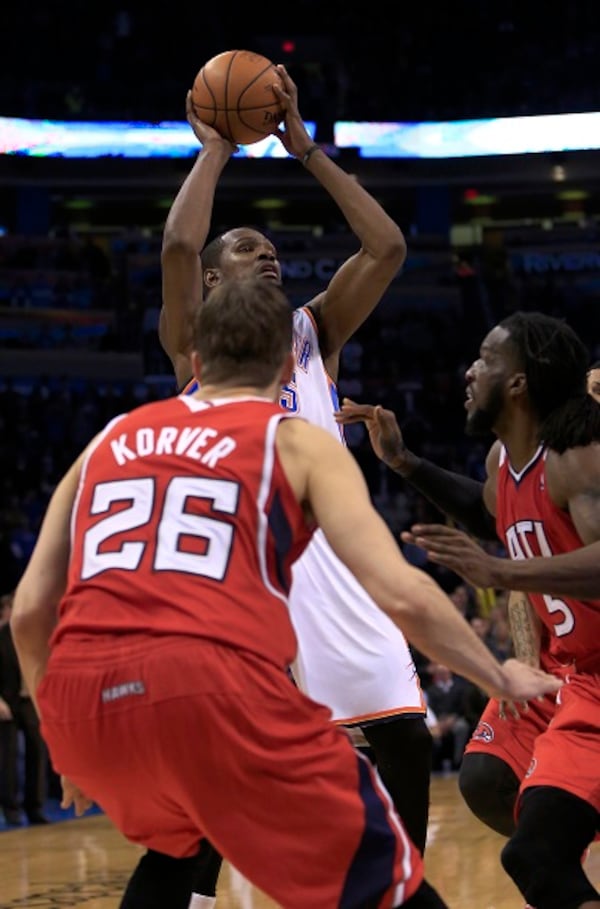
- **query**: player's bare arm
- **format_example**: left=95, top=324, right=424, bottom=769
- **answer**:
left=275, top=418, right=560, bottom=704
left=272, top=68, right=406, bottom=372
left=546, top=443, right=600, bottom=545
left=507, top=590, right=542, bottom=669
left=497, top=590, right=543, bottom=720
left=10, top=455, right=83, bottom=710
left=160, top=94, right=235, bottom=388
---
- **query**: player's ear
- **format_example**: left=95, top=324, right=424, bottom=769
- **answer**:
left=191, top=350, right=203, bottom=382
left=280, top=351, right=294, bottom=386
left=204, top=268, right=221, bottom=288
left=508, top=371, right=527, bottom=398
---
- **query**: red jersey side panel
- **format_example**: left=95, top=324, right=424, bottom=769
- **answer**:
left=495, top=445, right=600, bottom=672
left=54, top=396, right=313, bottom=669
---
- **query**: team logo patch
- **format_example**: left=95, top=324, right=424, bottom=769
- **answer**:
left=525, top=757, right=537, bottom=779
left=471, top=721, right=494, bottom=744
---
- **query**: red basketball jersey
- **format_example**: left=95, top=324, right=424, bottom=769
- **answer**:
left=53, top=395, right=314, bottom=668
left=495, top=444, right=600, bottom=672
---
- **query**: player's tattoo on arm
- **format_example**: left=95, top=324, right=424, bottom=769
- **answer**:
left=507, top=590, right=541, bottom=668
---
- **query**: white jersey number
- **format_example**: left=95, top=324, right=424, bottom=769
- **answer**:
left=81, top=476, right=239, bottom=580
left=505, top=519, right=576, bottom=638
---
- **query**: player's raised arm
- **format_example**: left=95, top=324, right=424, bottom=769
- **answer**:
left=272, top=66, right=406, bottom=374
left=160, top=93, right=236, bottom=389
left=275, top=418, right=561, bottom=704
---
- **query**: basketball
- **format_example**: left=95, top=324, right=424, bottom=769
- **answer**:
left=191, top=50, right=285, bottom=146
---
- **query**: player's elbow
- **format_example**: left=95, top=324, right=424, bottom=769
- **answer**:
left=379, top=568, right=440, bottom=624
left=161, top=228, right=198, bottom=263
left=10, top=590, right=34, bottom=645
left=379, top=230, right=407, bottom=269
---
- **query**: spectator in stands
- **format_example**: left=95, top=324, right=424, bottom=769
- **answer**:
left=425, top=663, right=471, bottom=771
left=0, top=592, right=48, bottom=826
left=487, top=613, right=514, bottom=663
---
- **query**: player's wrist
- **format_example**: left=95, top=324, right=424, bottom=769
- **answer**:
left=387, top=449, right=420, bottom=477
left=299, top=144, right=321, bottom=166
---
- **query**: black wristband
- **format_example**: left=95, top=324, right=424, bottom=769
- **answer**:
left=301, top=144, right=320, bottom=166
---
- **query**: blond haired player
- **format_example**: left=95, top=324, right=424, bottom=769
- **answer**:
left=11, top=279, right=561, bottom=909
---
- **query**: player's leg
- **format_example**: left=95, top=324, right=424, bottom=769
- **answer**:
left=458, top=694, right=553, bottom=836
left=362, top=715, right=432, bottom=854
left=178, top=649, right=432, bottom=909
left=500, top=786, right=600, bottom=909
left=188, top=839, right=223, bottom=908
left=402, top=880, right=449, bottom=908
left=458, top=752, right=520, bottom=836
left=119, top=850, right=200, bottom=909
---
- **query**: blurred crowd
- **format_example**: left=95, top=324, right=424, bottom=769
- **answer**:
left=2, top=2, right=599, bottom=125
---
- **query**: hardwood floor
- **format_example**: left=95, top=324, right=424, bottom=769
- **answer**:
left=0, top=775, right=598, bottom=908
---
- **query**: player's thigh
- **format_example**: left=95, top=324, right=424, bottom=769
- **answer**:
left=464, top=694, right=555, bottom=780
left=520, top=674, right=600, bottom=814
left=177, top=653, right=424, bottom=909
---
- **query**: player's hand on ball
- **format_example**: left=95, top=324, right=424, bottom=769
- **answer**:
left=185, top=91, right=238, bottom=155
left=272, top=65, right=314, bottom=159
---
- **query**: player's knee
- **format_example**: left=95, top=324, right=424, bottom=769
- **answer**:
left=458, top=753, right=518, bottom=837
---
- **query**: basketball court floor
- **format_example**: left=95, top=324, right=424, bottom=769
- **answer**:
left=1, top=774, right=598, bottom=908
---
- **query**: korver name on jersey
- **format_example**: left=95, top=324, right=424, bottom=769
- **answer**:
left=109, top=426, right=236, bottom=468
left=505, top=519, right=555, bottom=561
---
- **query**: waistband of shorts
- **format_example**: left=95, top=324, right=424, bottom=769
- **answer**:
left=50, top=632, right=207, bottom=666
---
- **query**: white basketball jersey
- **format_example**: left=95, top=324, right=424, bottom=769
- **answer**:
left=282, top=307, right=424, bottom=724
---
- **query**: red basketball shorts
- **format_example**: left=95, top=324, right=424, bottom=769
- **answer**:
left=37, top=634, right=424, bottom=909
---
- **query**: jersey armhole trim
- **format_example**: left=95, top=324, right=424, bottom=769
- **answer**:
left=298, top=305, right=338, bottom=389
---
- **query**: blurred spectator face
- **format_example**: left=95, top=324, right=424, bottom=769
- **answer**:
left=491, top=590, right=509, bottom=617
left=431, top=663, right=452, bottom=684
left=491, top=616, right=511, bottom=644
left=470, top=616, right=490, bottom=640
left=587, top=366, right=600, bottom=403
left=450, top=584, right=469, bottom=616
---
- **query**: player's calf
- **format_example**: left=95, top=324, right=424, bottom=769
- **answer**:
left=501, top=786, right=599, bottom=909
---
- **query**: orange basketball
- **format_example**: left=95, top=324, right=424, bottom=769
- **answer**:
left=191, top=50, right=285, bottom=145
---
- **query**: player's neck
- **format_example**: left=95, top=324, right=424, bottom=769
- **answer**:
left=192, top=381, right=279, bottom=403
left=498, top=416, right=542, bottom=472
